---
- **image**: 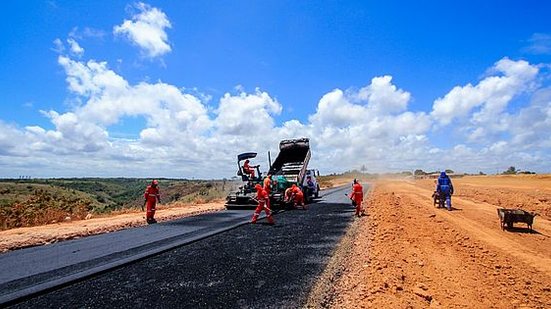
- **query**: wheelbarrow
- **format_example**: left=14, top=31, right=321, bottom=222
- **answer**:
left=497, top=208, right=537, bottom=231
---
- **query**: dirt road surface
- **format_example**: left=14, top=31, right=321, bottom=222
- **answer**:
left=325, top=175, right=551, bottom=308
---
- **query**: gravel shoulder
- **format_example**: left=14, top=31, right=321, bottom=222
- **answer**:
left=0, top=202, right=225, bottom=253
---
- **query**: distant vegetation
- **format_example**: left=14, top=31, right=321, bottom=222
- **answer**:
left=0, top=178, right=233, bottom=230
left=502, top=166, right=536, bottom=175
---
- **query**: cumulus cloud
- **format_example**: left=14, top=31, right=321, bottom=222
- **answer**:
left=508, top=87, right=551, bottom=149
left=356, top=76, right=411, bottom=114
left=303, top=76, right=432, bottom=173
left=432, top=58, right=538, bottom=126
left=2, top=52, right=551, bottom=177
left=113, top=2, right=172, bottom=58
left=214, top=89, right=282, bottom=136
left=67, top=38, right=84, bottom=56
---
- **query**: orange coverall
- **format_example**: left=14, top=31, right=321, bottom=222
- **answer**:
left=251, top=184, right=274, bottom=224
left=288, top=184, right=305, bottom=209
left=350, top=182, right=364, bottom=217
left=263, top=176, right=272, bottom=193
left=263, top=175, right=272, bottom=209
left=144, top=183, right=161, bottom=223
left=243, top=160, right=255, bottom=179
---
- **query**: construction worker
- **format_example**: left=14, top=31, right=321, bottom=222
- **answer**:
left=350, top=179, right=363, bottom=217
left=263, top=174, right=272, bottom=209
left=305, top=175, right=315, bottom=197
left=243, top=159, right=259, bottom=179
left=144, top=180, right=161, bottom=224
left=436, top=171, right=454, bottom=211
left=251, top=184, right=274, bottom=224
left=285, top=184, right=306, bottom=209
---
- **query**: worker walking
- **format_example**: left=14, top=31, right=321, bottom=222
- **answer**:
left=436, top=171, right=454, bottom=211
left=144, top=179, right=161, bottom=224
left=251, top=184, right=274, bottom=225
left=350, top=179, right=364, bottom=217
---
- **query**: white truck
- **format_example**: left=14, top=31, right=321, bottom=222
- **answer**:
left=302, top=169, right=320, bottom=200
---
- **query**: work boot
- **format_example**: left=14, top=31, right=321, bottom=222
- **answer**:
left=251, top=214, right=259, bottom=224
left=267, top=216, right=275, bottom=225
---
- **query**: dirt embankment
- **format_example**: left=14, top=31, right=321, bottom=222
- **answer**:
left=0, top=201, right=225, bottom=253
left=323, top=176, right=551, bottom=308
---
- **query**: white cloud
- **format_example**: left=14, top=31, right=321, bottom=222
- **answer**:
left=430, top=58, right=544, bottom=147
left=508, top=87, right=551, bottom=149
left=524, top=33, right=551, bottom=55
left=113, top=2, right=172, bottom=58
left=305, top=77, right=432, bottom=173
left=431, top=58, right=538, bottom=126
left=52, top=38, right=65, bottom=53
left=2, top=53, right=551, bottom=177
left=215, top=88, right=282, bottom=136
left=67, top=38, right=84, bottom=56
left=357, top=76, right=410, bottom=114
left=69, top=26, right=106, bottom=40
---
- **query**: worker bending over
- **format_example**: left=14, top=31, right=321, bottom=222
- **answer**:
left=285, top=184, right=306, bottom=209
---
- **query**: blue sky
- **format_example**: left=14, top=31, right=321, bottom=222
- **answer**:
left=1, top=1, right=551, bottom=178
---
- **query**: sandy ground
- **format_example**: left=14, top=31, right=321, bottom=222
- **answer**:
left=0, top=201, right=225, bottom=253
left=324, top=175, right=551, bottom=308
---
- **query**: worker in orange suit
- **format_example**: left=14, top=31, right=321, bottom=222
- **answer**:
left=263, top=174, right=272, bottom=193
left=350, top=179, right=364, bottom=217
left=286, top=184, right=306, bottom=209
left=251, top=184, right=274, bottom=225
left=144, top=179, right=161, bottom=224
left=243, top=159, right=258, bottom=179
left=263, top=174, right=272, bottom=209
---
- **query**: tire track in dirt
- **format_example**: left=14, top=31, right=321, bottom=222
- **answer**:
left=325, top=178, right=551, bottom=308
left=399, top=183, right=551, bottom=277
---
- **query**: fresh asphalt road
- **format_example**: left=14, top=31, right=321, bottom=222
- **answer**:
left=8, top=186, right=359, bottom=308
left=0, top=209, right=259, bottom=305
